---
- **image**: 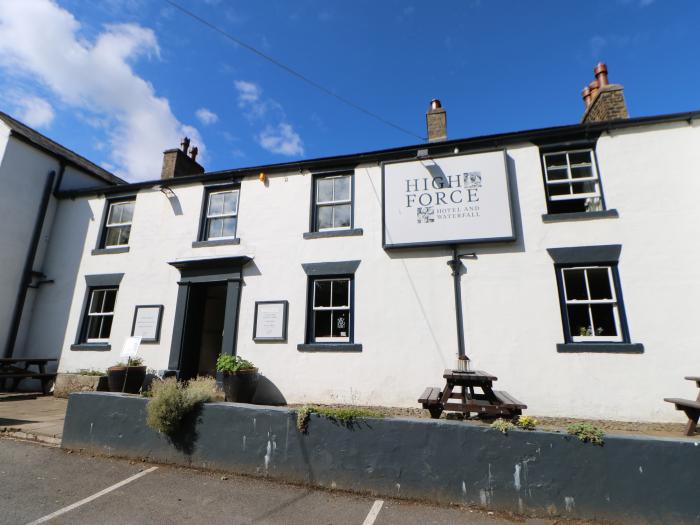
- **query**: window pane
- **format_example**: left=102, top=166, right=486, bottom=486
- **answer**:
left=207, top=218, right=224, bottom=239
left=120, top=202, right=134, bottom=222
left=118, top=226, right=131, bottom=245
left=567, top=304, right=592, bottom=337
left=208, top=193, right=224, bottom=216
left=314, top=280, right=332, bottom=307
left=222, top=191, right=238, bottom=215
left=332, top=280, right=349, bottom=307
left=89, top=290, right=105, bottom=313
left=333, top=204, right=351, bottom=228
left=591, top=304, right=617, bottom=336
left=546, top=167, right=568, bottom=181
left=314, top=311, right=332, bottom=339
left=563, top=269, right=588, bottom=300
left=103, top=290, right=117, bottom=313
left=333, top=310, right=350, bottom=338
left=106, top=203, right=118, bottom=225
left=571, top=166, right=593, bottom=179
left=569, top=151, right=592, bottom=165
left=572, top=181, right=597, bottom=195
left=587, top=268, right=613, bottom=300
left=545, top=154, right=567, bottom=169
left=222, top=217, right=237, bottom=238
left=547, top=183, right=570, bottom=197
left=334, top=176, right=350, bottom=201
left=316, top=178, right=333, bottom=203
left=86, top=316, right=102, bottom=340
left=99, top=315, right=113, bottom=339
left=316, top=205, right=333, bottom=230
left=104, top=227, right=121, bottom=247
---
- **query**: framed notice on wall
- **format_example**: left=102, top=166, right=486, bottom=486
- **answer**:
left=382, top=149, right=515, bottom=249
left=253, top=301, right=288, bottom=342
left=131, top=305, right=164, bottom=344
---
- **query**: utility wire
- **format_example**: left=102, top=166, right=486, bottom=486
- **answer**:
left=164, top=0, right=426, bottom=141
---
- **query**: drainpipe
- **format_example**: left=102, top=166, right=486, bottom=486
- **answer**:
left=3, top=166, right=60, bottom=358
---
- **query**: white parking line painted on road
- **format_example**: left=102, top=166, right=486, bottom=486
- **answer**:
left=362, top=499, right=384, bottom=525
left=26, top=466, right=158, bottom=525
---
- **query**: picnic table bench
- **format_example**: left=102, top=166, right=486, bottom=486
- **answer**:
left=419, top=369, right=526, bottom=419
left=664, top=376, right=700, bottom=436
left=0, top=358, right=57, bottom=395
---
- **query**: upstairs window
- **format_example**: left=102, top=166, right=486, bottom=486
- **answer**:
left=313, top=174, right=352, bottom=231
left=542, top=149, right=603, bottom=215
left=204, top=188, right=239, bottom=240
left=310, top=277, right=352, bottom=343
left=103, top=200, right=134, bottom=248
left=83, top=288, right=118, bottom=343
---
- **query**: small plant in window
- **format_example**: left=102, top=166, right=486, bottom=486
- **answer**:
left=566, top=422, right=605, bottom=445
left=490, top=418, right=515, bottom=434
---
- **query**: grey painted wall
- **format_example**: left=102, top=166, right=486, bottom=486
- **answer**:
left=63, top=393, right=700, bottom=525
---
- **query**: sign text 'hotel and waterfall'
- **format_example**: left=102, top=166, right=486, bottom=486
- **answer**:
left=382, top=150, right=515, bottom=248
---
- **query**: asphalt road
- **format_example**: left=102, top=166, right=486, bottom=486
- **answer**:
left=0, top=438, right=590, bottom=525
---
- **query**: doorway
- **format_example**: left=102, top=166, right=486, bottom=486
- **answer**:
left=179, top=283, right=227, bottom=380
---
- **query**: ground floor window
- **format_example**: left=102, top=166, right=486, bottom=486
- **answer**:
left=83, top=288, right=118, bottom=342
left=556, top=264, right=627, bottom=343
left=309, top=277, right=352, bottom=343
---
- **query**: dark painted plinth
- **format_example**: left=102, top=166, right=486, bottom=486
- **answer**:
left=62, top=392, right=700, bottom=525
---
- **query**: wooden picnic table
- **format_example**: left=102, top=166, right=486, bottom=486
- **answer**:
left=419, top=369, right=526, bottom=419
left=664, top=376, right=700, bottom=436
left=0, top=358, right=57, bottom=395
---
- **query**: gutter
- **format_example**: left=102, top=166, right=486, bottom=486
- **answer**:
left=3, top=165, right=60, bottom=358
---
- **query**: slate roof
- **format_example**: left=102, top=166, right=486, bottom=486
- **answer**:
left=0, top=111, right=125, bottom=186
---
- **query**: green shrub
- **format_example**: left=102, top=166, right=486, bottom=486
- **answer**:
left=76, top=369, right=104, bottom=376
left=113, top=357, right=144, bottom=368
left=515, top=415, right=538, bottom=430
left=216, top=354, right=255, bottom=373
left=491, top=418, right=515, bottom=434
left=296, top=405, right=384, bottom=433
left=146, top=377, right=218, bottom=435
left=567, top=422, right=605, bottom=445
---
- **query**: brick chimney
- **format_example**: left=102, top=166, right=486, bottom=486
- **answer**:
left=581, top=63, right=629, bottom=123
left=161, top=137, right=205, bottom=179
left=426, top=99, right=447, bottom=142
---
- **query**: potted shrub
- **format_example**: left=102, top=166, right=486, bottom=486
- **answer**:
left=107, top=357, right=147, bottom=394
left=216, top=354, right=258, bottom=403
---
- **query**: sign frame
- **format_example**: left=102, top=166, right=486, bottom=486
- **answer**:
left=253, top=300, right=289, bottom=342
left=381, top=148, right=516, bottom=250
left=130, top=304, right=164, bottom=344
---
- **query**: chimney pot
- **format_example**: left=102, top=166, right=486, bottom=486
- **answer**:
left=180, top=136, right=190, bottom=153
left=426, top=99, right=447, bottom=143
left=594, top=62, right=609, bottom=87
left=189, top=146, right=198, bottom=162
left=429, top=98, right=442, bottom=111
left=582, top=86, right=592, bottom=108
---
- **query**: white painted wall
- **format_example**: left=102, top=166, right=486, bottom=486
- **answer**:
left=37, top=119, right=700, bottom=422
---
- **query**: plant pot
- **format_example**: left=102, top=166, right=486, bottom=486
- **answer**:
left=222, top=368, right=259, bottom=403
left=107, top=366, right=147, bottom=394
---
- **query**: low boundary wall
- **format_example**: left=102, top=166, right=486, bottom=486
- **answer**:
left=62, top=392, right=700, bottom=524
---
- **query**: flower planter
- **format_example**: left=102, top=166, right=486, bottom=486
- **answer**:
left=107, top=366, right=147, bottom=394
left=222, top=368, right=259, bottom=403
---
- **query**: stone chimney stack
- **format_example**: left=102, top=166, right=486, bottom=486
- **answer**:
left=161, top=137, right=205, bottom=179
left=426, top=99, right=447, bottom=142
left=581, top=63, right=629, bottom=123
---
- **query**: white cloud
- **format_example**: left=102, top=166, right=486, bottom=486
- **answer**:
left=258, top=123, right=304, bottom=156
left=235, top=79, right=304, bottom=157
left=0, top=0, right=204, bottom=181
left=15, top=95, right=54, bottom=128
left=195, top=107, right=218, bottom=126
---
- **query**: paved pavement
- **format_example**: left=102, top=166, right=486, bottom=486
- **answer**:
left=0, top=393, right=66, bottom=443
left=0, top=438, right=594, bottom=525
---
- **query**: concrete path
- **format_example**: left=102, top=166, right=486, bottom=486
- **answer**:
left=0, top=393, right=67, bottom=444
left=0, top=439, right=595, bottom=525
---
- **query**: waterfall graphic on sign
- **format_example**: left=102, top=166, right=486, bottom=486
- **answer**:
left=416, top=207, right=435, bottom=224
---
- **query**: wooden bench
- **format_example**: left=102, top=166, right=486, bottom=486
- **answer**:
left=418, top=387, right=443, bottom=419
left=664, top=376, right=700, bottom=436
left=0, top=358, right=57, bottom=395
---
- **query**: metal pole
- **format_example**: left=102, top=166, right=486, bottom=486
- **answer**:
left=446, top=246, right=467, bottom=360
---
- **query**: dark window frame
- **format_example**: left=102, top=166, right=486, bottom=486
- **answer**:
left=309, top=171, right=355, bottom=233
left=197, top=183, right=241, bottom=243
left=305, top=273, right=355, bottom=345
left=96, top=195, right=136, bottom=250
left=73, top=273, right=124, bottom=349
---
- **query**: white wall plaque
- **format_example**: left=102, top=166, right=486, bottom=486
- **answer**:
left=382, top=150, right=515, bottom=248
left=253, top=301, right=288, bottom=342
left=131, top=305, right=164, bottom=343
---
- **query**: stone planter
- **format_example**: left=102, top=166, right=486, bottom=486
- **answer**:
left=53, top=373, right=108, bottom=398
left=222, top=368, right=259, bottom=403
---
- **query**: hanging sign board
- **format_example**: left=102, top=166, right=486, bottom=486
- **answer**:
left=382, top=150, right=514, bottom=249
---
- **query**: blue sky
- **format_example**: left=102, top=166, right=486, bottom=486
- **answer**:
left=0, top=0, right=698, bottom=181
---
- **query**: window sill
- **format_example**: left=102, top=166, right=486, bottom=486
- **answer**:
left=91, top=247, right=129, bottom=255
left=70, top=343, right=111, bottom=351
left=303, top=228, right=363, bottom=240
left=557, top=343, right=643, bottom=354
left=192, top=238, right=241, bottom=248
left=542, top=209, right=619, bottom=223
left=297, top=343, right=362, bottom=352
